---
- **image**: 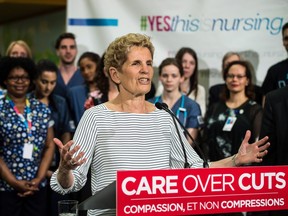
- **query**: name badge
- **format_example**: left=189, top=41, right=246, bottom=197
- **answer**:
left=222, top=116, right=237, bottom=131
left=23, top=143, right=33, bottom=159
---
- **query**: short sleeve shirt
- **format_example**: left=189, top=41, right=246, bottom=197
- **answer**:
left=0, top=97, right=52, bottom=191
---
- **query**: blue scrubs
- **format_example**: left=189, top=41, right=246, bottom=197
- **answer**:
left=149, top=95, right=202, bottom=128
left=53, top=68, right=84, bottom=99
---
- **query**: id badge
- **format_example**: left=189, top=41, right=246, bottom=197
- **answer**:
left=23, top=143, right=33, bottom=159
left=222, top=116, right=237, bottom=131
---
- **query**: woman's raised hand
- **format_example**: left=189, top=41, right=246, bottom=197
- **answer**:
left=235, top=130, right=269, bottom=166
left=53, top=138, right=87, bottom=170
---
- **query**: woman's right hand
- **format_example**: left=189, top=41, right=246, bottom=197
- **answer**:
left=53, top=138, right=87, bottom=189
left=54, top=138, right=86, bottom=171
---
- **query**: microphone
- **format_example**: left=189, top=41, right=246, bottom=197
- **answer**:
left=155, top=102, right=209, bottom=168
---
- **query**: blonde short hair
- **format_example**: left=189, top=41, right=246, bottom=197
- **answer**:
left=6, top=40, right=32, bottom=58
left=104, top=33, right=154, bottom=74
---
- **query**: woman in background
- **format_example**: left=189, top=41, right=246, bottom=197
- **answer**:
left=155, top=48, right=206, bottom=116
left=203, top=60, right=263, bottom=164
left=208, top=51, right=241, bottom=107
left=175, top=47, right=206, bottom=116
left=31, top=59, right=74, bottom=216
left=0, top=57, right=54, bottom=216
left=208, top=51, right=263, bottom=108
left=67, top=52, right=102, bottom=126
left=1, top=40, right=33, bottom=98
left=32, top=59, right=74, bottom=145
left=83, top=52, right=119, bottom=109
left=6, top=40, right=32, bottom=58
left=149, top=57, right=202, bottom=144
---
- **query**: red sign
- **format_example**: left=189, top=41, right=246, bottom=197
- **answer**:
left=116, top=166, right=288, bottom=215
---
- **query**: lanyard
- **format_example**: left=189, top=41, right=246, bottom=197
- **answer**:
left=155, top=95, right=187, bottom=126
left=176, top=95, right=187, bottom=126
left=6, top=95, right=32, bottom=138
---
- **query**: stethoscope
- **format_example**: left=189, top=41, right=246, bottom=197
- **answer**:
left=155, top=95, right=187, bottom=126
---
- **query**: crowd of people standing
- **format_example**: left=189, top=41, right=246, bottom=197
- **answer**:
left=0, top=21, right=287, bottom=216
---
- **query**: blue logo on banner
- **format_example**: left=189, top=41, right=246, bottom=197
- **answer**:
left=69, top=19, right=118, bottom=26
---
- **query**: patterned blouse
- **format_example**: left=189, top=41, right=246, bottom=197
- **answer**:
left=0, top=96, right=53, bottom=191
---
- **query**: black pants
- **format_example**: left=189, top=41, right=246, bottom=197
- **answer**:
left=0, top=187, right=47, bottom=216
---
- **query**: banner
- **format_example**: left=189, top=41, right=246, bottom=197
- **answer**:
left=67, top=0, right=288, bottom=86
left=117, top=166, right=288, bottom=215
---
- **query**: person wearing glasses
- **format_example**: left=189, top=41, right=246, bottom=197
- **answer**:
left=0, top=40, right=33, bottom=98
left=0, top=57, right=54, bottom=216
left=208, top=51, right=242, bottom=108
left=208, top=52, right=263, bottom=108
left=202, top=60, right=263, bottom=164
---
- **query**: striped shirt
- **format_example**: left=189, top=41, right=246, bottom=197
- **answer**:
left=51, top=103, right=204, bottom=215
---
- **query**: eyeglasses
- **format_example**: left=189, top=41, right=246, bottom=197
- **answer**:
left=226, top=74, right=246, bottom=79
left=7, top=76, right=30, bottom=82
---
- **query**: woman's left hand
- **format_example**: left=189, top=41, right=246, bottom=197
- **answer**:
left=235, top=130, right=269, bottom=166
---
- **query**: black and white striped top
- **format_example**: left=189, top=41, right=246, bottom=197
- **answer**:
left=51, top=104, right=204, bottom=215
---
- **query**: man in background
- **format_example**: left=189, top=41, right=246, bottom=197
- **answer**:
left=261, top=22, right=288, bottom=103
left=247, top=85, right=288, bottom=216
left=53, top=32, right=84, bottom=99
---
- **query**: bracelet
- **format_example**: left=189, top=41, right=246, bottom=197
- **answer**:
left=232, top=154, right=239, bottom=167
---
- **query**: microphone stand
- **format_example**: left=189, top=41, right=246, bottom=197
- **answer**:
left=171, top=111, right=190, bottom=168
left=155, top=102, right=209, bottom=168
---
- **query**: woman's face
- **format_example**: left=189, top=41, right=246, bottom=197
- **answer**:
left=9, top=44, right=29, bottom=58
left=79, top=57, right=97, bottom=82
left=34, top=71, right=57, bottom=98
left=113, top=46, right=153, bottom=97
left=4, top=67, right=30, bottom=97
left=181, top=52, right=196, bottom=79
left=160, top=64, right=183, bottom=93
left=225, top=64, right=249, bottom=94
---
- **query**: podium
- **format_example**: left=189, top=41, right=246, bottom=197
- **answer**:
left=117, top=166, right=288, bottom=215
left=77, top=181, right=116, bottom=210
left=77, top=166, right=288, bottom=215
